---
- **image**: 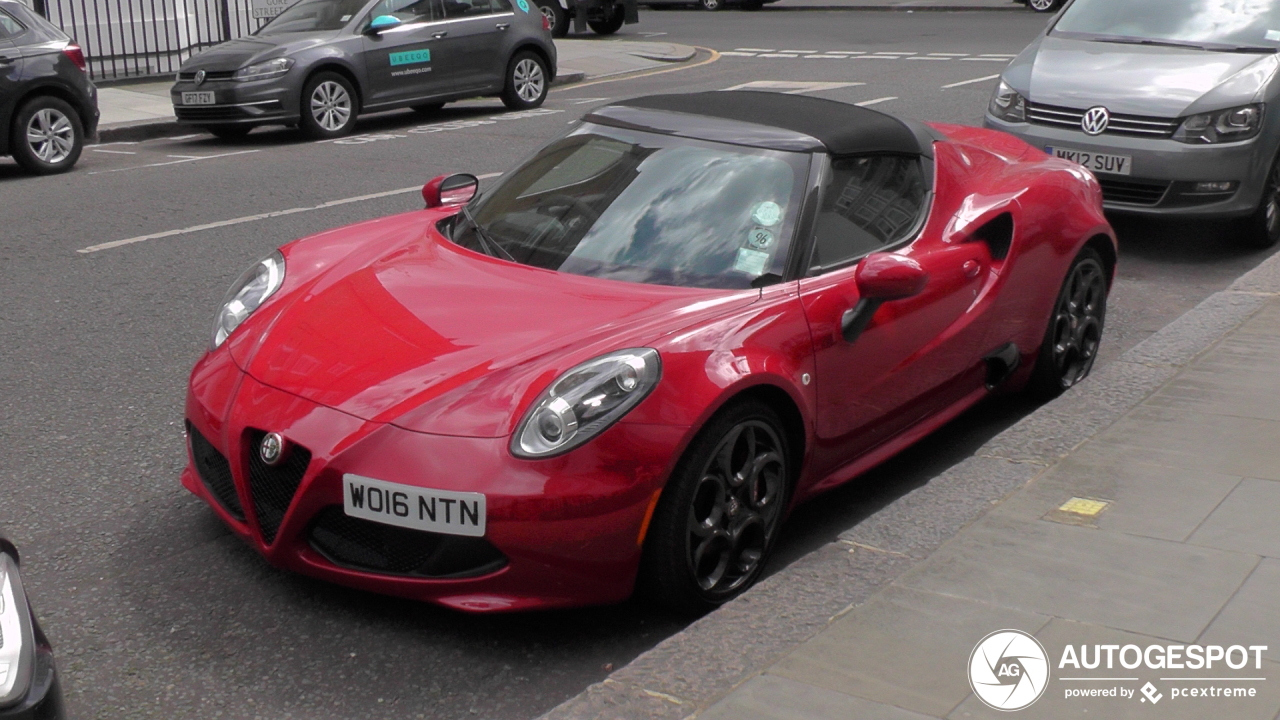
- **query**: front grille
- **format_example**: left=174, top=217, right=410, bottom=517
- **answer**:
left=178, top=70, right=235, bottom=81
left=246, top=430, right=312, bottom=544
left=174, top=101, right=283, bottom=122
left=309, top=507, right=507, bottom=578
left=1028, top=102, right=1181, bottom=139
left=1098, top=177, right=1171, bottom=206
left=188, top=424, right=244, bottom=520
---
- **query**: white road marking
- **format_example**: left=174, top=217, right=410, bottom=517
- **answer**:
left=856, top=96, right=897, bottom=107
left=907, top=56, right=952, bottom=60
left=854, top=55, right=900, bottom=60
left=963, top=57, right=1011, bottom=62
left=723, top=81, right=865, bottom=94
left=980, top=54, right=1017, bottom=58
left=88, top=150, right=260, bottom=175
left=941, top=73, right=1001, bottom=89
left=91, top=148, right=137, bottom=155
left=639, top=31, right=667, bottom=37
left=166, top=154, right=203, bottom=159
left=758, top=53, right=799, bottom=58
left=571, top=97, right=610, bottom=104
left=822, top=50, right=864, bottom=55
left=928, top=52, right=968, bottom=56
left=79, top=173, right=503, bottom=254
left=873, top=51, right=916, bottom=55
left=735, top=47, right=775, bottom=52
left=779, top=49, right=818, bottom=53
left=720, top=51, right=758, bottom=57
left=805, top=55, right=853, bottom=59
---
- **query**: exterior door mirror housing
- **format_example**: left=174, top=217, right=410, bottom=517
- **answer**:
left=842, top=253, right=929, bottom=343
left=367, top=15, right=402, bottom=33
left=423, top=173, right=479, bottom=208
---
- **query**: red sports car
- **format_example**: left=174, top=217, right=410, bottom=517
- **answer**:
left=182, top=92, right=1116, bottom=613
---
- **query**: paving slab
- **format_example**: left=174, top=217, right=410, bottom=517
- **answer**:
left=1188, top=478, right=1280, bottom=558
left=1200, top=559, right=1280, bottom=664
left=1091, top=407, right=1280, bottom=482
left=894, top=511, right=1260, bottom=642
left=700, top=674, right=937, bottom=720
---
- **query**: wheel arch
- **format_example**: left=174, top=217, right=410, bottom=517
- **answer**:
left=11, top=82, right=94, bottom=136
left=303, top=63, right=364, bottom=111
left=511, top=43, right=556, bottom=82
left=1083, top=233, right=1117, bottom=290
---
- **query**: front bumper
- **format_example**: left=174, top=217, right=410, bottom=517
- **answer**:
left=985, top=114, right=1273, bottom=218
left=0, top=622, right=65, bottom=720
left=170, top=76, right=299, bottom=127
left=182, top=351, right=684, bottom=612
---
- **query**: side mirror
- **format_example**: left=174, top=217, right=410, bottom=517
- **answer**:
left=423, top=173, right=479, bottom=208
left=841, top=253, right=928, bottom=343
left=366, top=14, right=402, bottom=33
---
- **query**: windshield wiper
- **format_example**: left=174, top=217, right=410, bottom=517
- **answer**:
left=1093, top=37, right=1209, bottom=51
left=1217, top=45, right=1280, bottom=53
left=462, top=206, right=515, bottom=262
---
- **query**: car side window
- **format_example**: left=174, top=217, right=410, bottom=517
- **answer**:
left=809, top=155, right=927, bottom=272
left=367, top=0, right=439, bottom=23
left=0, top=9, right=24, bottom=38
left=441, top=0, right=493, bottom=18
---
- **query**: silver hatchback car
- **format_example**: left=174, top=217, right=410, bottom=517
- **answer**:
left=985, top=0, right=1280, bottom=247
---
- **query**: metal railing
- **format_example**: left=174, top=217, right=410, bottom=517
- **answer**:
left=37, top=0, right=270, bottom=80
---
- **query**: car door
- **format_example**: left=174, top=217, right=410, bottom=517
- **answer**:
left=359, top=0, right=448, bottom=107
left=0, top=10, right=26, bottom=137
left=435, top=0, right=513, bottom=92
left=798, top=155, right=993, bottom=481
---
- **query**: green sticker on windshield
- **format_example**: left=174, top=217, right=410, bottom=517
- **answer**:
left=751, top=201, right=782, bottom=226
left=734, top=248, right=770, bottom=276
left=390, top=49, right=431, bottom=66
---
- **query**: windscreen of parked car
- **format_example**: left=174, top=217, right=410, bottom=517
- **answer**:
left=257, top=0, right=368, bottom=34
left=1052, top=0, right=1280, bottom=50
left=452, top=124, right=810, bottom=289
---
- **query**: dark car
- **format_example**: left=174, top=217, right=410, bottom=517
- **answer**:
left=0, top=537, right=65, bottom=719
left=0, top=0, right=98, bottom=175
left=171, top=0, right=556, bottom=140
left=531, top=0, right=635, bottom=38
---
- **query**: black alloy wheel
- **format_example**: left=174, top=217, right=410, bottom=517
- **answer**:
left=640, top=399, right=791, bottom=614
left=1028, top=247, right=1108, bottom=400
left=1238, top=154, right=1280, bottom=249
left=11, top=96, right=83, bottom=175
left=536, top=0, right=569, bottom=37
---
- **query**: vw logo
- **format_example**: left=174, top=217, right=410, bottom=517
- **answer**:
left=969, top=629, right=1050, bottom=711
left=259, top=432, right=287, bottom=466
left=194, top=69, right=206, bottom=86
left=1081, top=106, right=1110, bottom=136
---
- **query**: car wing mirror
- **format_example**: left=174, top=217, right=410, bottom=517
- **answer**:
left=841, top=253, right=928, bottom=343
left=366, top=14, right=402, bottom=33
left=423, top=173, right=479, bottom=208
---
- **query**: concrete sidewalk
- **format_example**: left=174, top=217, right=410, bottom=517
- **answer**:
left=93, top=38, right=695, bottom=140
left=770, top=0, right=1018, bottom=9
left=544, top=254, right=1280, bottom=719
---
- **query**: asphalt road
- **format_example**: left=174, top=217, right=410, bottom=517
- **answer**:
left=1, top=9, right=1276, bottom=720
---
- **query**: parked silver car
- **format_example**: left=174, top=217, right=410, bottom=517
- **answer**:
left=985, top=0, right=1280, bottom=247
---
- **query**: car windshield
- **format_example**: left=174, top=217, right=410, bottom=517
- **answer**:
left=257, top=0, right=367, bottom=34
left=452, top=125, right=810, bottom=289
left=1052, top=0, right=1280, bottom=50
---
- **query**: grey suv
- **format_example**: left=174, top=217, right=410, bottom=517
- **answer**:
left=171, top=0, right=556, bottom=140
left=0, top=0, right=99, bottom=175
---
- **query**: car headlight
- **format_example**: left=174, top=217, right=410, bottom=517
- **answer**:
left=1173, top=103, right=1264, bottom=144
left=211, top=251, right=285, bottom=349
left=988, top=80, right=1027, bottom=123
left=512, top=348, right=662, bottom=458
left=0, top=553, right=35, bottom=708
left=233, top=57, right=294, bottom=82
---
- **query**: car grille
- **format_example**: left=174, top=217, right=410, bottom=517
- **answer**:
left=1098, top=177, right=1170, bottom=206
left=188, top=423, right=244, bottom=520
left=246, top=430, right=312, bottom=544
left=308, top=507, right=507, bottom=578
left=178, top=70, right=235, bottom=81
left=1028, top=102, right=1181, bottom=139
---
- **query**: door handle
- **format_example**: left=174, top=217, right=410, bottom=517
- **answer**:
left=0, top=56, right=15, bottom=65
left=432, top=30, right=448, bottom=38
left=495, top=22, right=510, bottom=29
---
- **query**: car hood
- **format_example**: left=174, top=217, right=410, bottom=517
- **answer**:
left=230, top=211, right=756, bottom=437
left=1025, top=35, right=1279, bottom=117
left=181, top=32, right=334, bottom=72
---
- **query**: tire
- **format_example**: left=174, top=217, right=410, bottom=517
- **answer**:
left=299, top=72, right=358, bottom=139
left=741, top=0, right=763, bottom=9
left=10, top=96, right=83, bottom=175
left=411, top=102, right=446, bottom=116
left=639, top=399, right=793, bottom=615
left=536, top=0, right=569, bottom=37
left=1236, top=154, right=1280, bottom=249
left=699, top=0, right=723, bottom=9
left=501, top=51, right=549, bottom=110
left=587, top=2, right=625, bottom=33
left=203, top=125, right=252, bottom=140
left=1027, top=247, right=1108, bottom=401
left=1027, top=0, right=1061, bottom=10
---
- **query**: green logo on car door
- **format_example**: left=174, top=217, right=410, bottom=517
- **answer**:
left=389, top=49, right=432, bottom=66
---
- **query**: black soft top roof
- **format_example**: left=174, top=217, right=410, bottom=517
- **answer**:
left=610, top=91, right=927, bottom=157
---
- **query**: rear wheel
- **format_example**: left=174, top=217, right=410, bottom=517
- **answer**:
left=11, top=96, right=83, bottom=175
left=1028, top=0, right=1062, bottom=10
left=1027, top=247, right=1108, bottom=400
left=639, top=399, right=792, bottom=615
left=1236, top=155, right=1280, bottom=249
left=587, top=1, right=625, bottom=33
left=501, top=51, right=548, bottom=110
left=536, top=0, right=570, bottom=37
left=299, top=72, right=358, bottom=139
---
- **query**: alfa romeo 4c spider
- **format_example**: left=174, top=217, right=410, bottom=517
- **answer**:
left=182, top=91, right=1117, bottom=613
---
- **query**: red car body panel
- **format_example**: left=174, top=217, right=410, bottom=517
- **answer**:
left=183, top=119, right=1115, bottom=612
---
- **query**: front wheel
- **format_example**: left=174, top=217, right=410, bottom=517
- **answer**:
left=501, top=51, right=549, bottom=110
left=11, top=96, right=83, bottom=175
left=639, top=399, right=792, bottom=615
left=299, top=72, right=358, bottom=139
left=1236, top=155, right=1280, bottom=249
left=1027, top=0, right=1062, bottom=10
left=1027, top=247, right=1108, bottom=400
